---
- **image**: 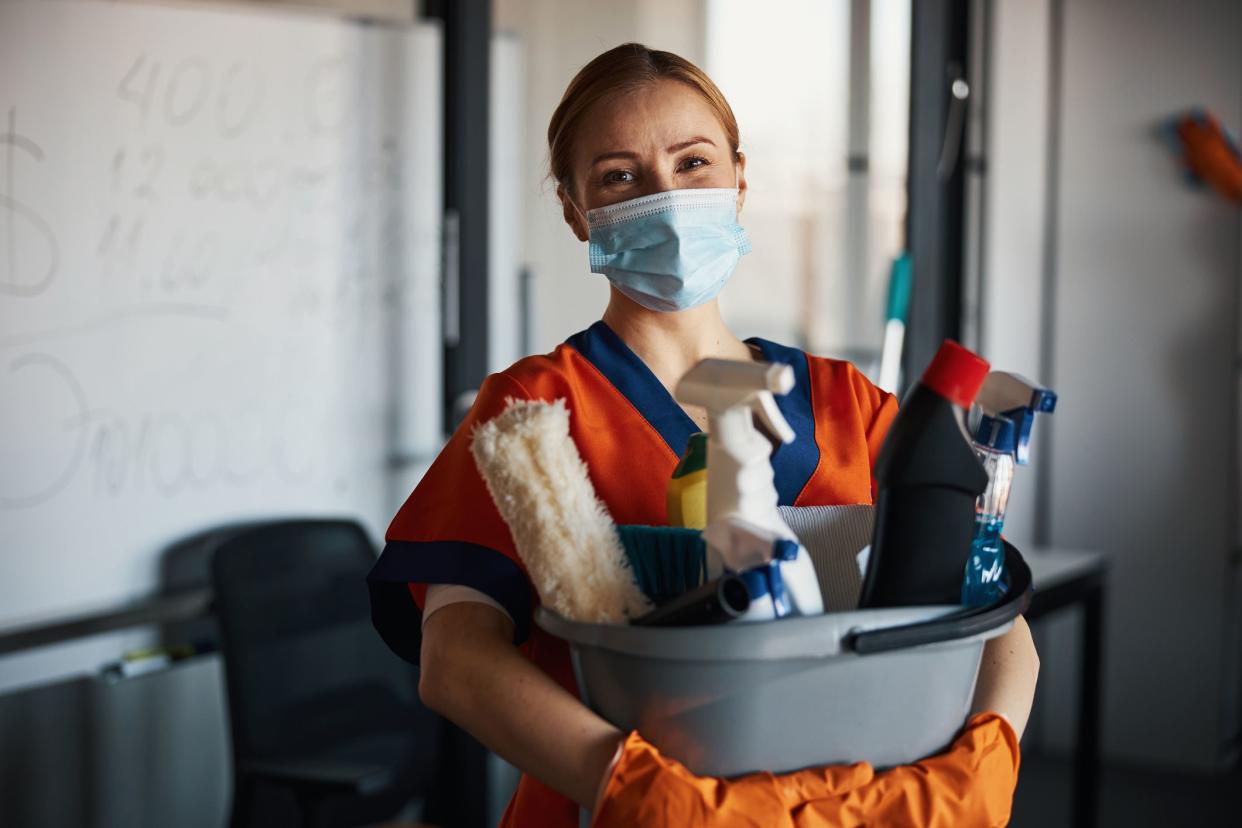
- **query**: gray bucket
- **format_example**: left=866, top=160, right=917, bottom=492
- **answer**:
left=537, top=541, right=1032, bottom=778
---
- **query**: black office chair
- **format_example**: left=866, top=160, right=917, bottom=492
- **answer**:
left=211, top=519, right=439, bottom=828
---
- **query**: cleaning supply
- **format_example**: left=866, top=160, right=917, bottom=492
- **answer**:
left=961, top=373, right=1057, bottom=607
left=470, top=398, right=652, bottom=624
left=539, top=540, right=1033, bottom=777
left=633, top=573, right=751, bottom=626
left=778, top=504, right=874, bottom=612
left=859, top=340, right=991, bottom=608
left=666, top=432, right=708, bottom=529
left=617, top=524, right=707, bottom=606
left=961, top=416, right=1016, bottom=608
left=737, top=544, right=797, bottom=619
left=675, top=358, right=824, bottom=620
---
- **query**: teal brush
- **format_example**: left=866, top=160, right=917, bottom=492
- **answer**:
left=617, top=525, right=707, bottom=606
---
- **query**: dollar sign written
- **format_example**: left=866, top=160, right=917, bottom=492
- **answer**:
left=1, top=107, right=59, bottom=297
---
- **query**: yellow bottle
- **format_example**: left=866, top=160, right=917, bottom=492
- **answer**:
left=666, top=432, right=708, bottom=529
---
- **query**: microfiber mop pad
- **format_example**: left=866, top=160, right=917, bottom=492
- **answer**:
left=778, top=504, right=874, bottom=611
left=471, top=398, right=652, bottom=624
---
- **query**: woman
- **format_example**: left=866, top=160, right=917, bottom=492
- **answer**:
left=369, top=43, right=1039, bottom=827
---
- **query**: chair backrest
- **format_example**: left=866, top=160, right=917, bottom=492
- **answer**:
left=210, top=519, right=420, bottom=762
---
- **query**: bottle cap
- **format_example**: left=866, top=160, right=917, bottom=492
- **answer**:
left=974, top=414, right=1016, bottom=454
left=921, top=340, right=990, bottom=409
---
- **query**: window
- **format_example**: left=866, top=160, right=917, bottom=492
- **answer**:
left=707, top=0, right=910, bottom=378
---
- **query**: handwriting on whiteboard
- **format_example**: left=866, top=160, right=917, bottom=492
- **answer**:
left=1, top=43, right=415, bottom=510
left=1, top=351, right=316, bottom=508
left=1, top=108, right=60, bottom=297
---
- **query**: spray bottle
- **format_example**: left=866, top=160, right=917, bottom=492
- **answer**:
left=961, top=373, right=1057, bottom=606
left=676, top=359, right=824, bottom=621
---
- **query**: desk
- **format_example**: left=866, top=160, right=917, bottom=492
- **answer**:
left=1024, top=548, right=1108, bottom=828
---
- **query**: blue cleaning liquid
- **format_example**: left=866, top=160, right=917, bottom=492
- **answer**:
left=962, top=514, right=1008, bottom=607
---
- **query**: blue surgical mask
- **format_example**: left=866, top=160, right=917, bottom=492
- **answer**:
left=581, top=188, right=751, bottom=313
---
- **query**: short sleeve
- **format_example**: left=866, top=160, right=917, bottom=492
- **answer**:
left=865, top=391, right=899, bottom=468
left=845, top=366, right=898, bottom=498
left=367, top=371, right=536, bottom=665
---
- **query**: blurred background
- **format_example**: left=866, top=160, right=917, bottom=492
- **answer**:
left=1, top=0, right=1239, bottom=826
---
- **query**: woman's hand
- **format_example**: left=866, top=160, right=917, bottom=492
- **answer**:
left=970, top=614, right=1040, bottom=738
left=419, top=602, right=624, bottom=808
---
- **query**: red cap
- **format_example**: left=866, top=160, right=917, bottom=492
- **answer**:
left=920, top=340, right=990, bottom=409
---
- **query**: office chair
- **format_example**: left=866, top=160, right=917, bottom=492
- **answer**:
left=211, top=519, right=438, bottom=828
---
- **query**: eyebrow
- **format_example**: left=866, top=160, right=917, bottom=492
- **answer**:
left=589, top=136, right=717, bottom=167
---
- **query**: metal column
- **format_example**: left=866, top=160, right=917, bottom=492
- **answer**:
left=902, top=0, right=971, bottom=386
left=426, top=0, right=491, bottom=431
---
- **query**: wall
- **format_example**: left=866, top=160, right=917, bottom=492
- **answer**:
left=986, top=0, right=1242, bottom=769
left=981, top=0, right=1051, bottom=548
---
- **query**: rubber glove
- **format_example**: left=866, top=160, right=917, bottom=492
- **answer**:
left=592, top=712, right=1020, bottom=828
left=1177, top=110, right=1242, bottom=203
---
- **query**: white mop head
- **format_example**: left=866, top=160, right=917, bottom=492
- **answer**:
left=470, top=398, right=652, bottom=624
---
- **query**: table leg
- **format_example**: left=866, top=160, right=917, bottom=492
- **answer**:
left=1073, top=585, right=1103, bottom=828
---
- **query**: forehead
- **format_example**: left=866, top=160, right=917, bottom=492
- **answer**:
left=573, top=79, right=729, bottom=163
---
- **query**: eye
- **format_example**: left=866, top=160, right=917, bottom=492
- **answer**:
left=678, top=155, right=710, bottom=172
left=602, top=168, right=636, bottom=185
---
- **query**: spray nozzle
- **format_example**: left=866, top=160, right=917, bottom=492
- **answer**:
left=676, top=359, right=796, bottom=445
left=974, top=372, right=1057, bottom=465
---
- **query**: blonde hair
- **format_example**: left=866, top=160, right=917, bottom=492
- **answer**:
left=547, top=43, right=741, bottom=190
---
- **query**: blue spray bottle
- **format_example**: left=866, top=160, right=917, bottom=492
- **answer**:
left=961, top=373, right=1057, bottom=607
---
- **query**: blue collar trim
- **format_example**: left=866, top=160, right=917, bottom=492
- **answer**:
left=565, top=323, right=820, bottom=504
left=745, top=337, right=819, bottom=506
left=566, top=321, right=699, bottom=458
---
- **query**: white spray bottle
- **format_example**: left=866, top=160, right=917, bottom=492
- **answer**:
left=675, top=359, right=824, bottom=621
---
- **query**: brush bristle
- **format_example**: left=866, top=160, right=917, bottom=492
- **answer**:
left=471, top=398, right=652, bottom=624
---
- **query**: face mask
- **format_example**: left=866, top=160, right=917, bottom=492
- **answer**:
left=579, top=187, right=751, bottom=313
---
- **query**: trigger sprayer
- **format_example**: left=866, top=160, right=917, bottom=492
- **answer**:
left=961, top=373, right=1057, bottom=607
left=675, top=359, right=823, bottom=621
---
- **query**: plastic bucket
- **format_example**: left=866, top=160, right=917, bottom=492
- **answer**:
left=537, top=542, right=1032, bottom=777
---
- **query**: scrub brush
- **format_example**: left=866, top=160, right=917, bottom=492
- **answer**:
left=616, top=525, right=707, bottom=606
left=470, top=398, right=652, bottom=624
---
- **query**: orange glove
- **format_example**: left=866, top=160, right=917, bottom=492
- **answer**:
left=592, top=712, right=1020, bottom=828
left=1177, top=111, right=1242, bottom=204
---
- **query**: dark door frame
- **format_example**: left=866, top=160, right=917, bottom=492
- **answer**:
left=416, top=10, right=493, bottom=825
left=424, top=0, right=491, bottom=431
left=902, top=0, right=972, bottom=389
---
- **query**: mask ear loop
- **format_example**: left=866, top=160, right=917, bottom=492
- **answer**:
left=562, top=187, right=592, bottom=239
left=571, top=198, right=590, bottom=228
left=730, top=152, right=745, bottom=210
left=732, top=160, right=743, bottom=213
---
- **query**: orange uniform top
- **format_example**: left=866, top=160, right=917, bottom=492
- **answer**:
left=368, top=320, right=904, bottom=826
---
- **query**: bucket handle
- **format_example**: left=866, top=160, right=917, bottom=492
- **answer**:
left=845, top=542, right=1033, bottom=655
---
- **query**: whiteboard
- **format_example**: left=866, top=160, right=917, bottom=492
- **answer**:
left=0, top=0, right=442, bottom=634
